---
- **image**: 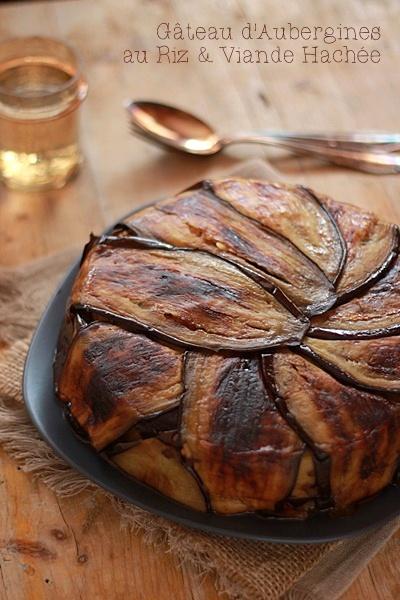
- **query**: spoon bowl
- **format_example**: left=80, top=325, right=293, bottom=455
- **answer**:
left=126, top=100, right=221, bottom=155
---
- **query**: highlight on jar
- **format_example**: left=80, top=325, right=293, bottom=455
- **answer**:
left=0, top=36, right=88, bottom=192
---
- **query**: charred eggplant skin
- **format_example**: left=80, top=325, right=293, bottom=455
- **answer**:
left=124, top=187, right=337, bottom=315
left=310, top=254, right=400, bottom=339
left=269, top=351, right=400, bottom=508
left=57, top=322, right=184, bottom=450
left=181, top=352, right=305, bottom=514
left=70, top=244, right=309, bottom=352
left=203, top=179, right=346, bottom=284
left=321, top=196, right=399, bottom=301
left=55, top=177, right=400, bottom=518
left=301, top=336, right=400, bottom=394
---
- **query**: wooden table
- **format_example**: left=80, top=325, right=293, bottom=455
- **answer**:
left=0, top=1, right=399, bottom=598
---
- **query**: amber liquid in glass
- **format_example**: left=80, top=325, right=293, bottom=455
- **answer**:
left=0, top=56, right=82, bottom=191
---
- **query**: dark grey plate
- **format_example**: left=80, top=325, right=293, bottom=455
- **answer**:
left=23, top=252, right=400, bottom=544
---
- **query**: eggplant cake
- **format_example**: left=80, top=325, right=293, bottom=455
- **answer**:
left=55, top=179, right=400, bottom=518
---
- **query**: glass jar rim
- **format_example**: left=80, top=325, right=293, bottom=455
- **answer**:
left=0, top=36, right=82, bottom=103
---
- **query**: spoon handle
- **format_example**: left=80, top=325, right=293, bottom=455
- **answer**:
left=236, top=131, right=400, bottom=152
left=222, top=135, right=400, bottom=174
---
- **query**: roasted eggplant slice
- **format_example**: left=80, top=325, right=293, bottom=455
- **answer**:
left=111, top=438, right=206, bottom=511
left=271, top=352, right=400, bottom=508
left=181, top=353, right=304, bottom=514
left=125, top=190, right=336, bottom=314
left=302, top=336, right=400, bottom=393
left=71, top=244, right=308, bottom=351
left=119, top=406, right=180, bottom=444
left=58, top=322, right=183, bottom=450
left=209, top=179, right=345, bottom=282
left=289, top=450, right=317, bottom=500
left=311, top=256, right=400, bottom=338
left=322, top=196, right=398, bottom=298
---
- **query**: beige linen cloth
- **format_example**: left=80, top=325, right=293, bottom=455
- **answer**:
left=0, top=160, right=398, bottom=600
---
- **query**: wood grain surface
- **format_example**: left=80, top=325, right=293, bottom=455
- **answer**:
left=0, top=0, right=399, bottom=598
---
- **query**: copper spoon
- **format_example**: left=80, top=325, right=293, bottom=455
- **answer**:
left=126, top=100, right=400, bottom=174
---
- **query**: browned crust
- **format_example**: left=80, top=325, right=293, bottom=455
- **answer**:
left=321, top=196, right=399, bottom=301
left=270, top=352, right=400, bottom=508
left=310, top=255, right=400, bottom=339
left=125, top=189, right=336, bottom=315
left=301, top=336, right=400, bottom=393
left=181, top=352, right=305, bottom=514
left=70, top=243, right=308, bottom=352
left=58, top=322, right=183, bottom=450
left=207, top=178, right=346, bottom=283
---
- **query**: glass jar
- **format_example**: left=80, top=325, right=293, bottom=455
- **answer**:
left=0, top=36, right=88, bottom=191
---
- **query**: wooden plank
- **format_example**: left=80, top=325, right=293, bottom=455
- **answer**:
left=0, top=0, right=399, bottom=598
